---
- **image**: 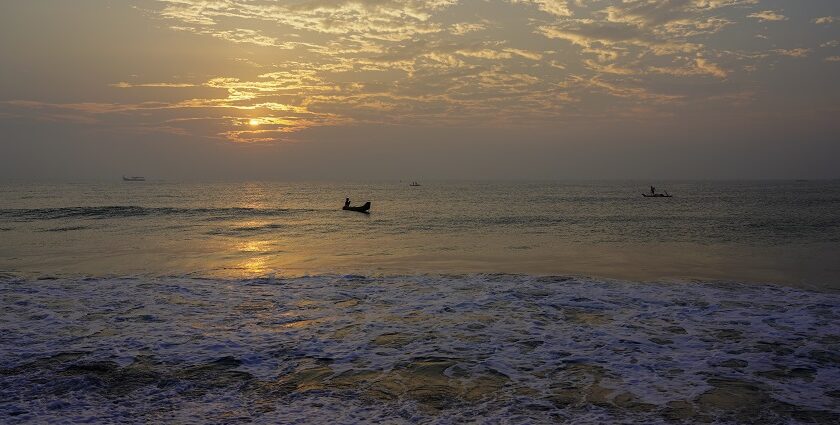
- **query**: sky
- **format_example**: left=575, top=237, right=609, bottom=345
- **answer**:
left=1, top=0, right=839, bottom=181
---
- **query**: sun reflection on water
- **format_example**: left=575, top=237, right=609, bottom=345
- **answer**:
left=237, top=240, right=271, bottom=253
left=239, top=256, right=268, bottom=275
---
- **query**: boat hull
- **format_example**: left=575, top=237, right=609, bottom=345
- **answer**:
left=342, top=201, right=371, bottom=213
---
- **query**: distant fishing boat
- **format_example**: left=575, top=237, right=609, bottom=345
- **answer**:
left=409, top=181, right=420, bottom=187
left=342, top=201, right=371, bottom=213
left=643, top=185, right=670, bottom=197
left=122, top=175, right=146, bottom=182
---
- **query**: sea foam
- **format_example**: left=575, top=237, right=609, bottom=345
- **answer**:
left=1, top=274, right=838, bottom=423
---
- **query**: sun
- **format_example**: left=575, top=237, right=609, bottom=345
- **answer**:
left=248, top=118, right=260, bottom=126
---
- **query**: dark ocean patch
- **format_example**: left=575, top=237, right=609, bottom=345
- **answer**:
left=0, top=206, right=310, bottom=221
left=0, top=271, right=24, bottom=282
left=37, top=226, right=90, bottom=233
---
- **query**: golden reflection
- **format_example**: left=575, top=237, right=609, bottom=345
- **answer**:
left=281, top=318, right=320, bottom=329
left=237, top=240, right=271, bottom=253
left=239, top=256, right=268, bottom=274
left=216, top=224, right=327, bottom=278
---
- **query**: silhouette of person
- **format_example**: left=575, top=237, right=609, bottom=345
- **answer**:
left=345, top=197, right=350, bottom=207
left=650, top=186, right=655, bottom=195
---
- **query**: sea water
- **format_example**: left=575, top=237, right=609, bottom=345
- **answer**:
left=1, top=180, right=839, bottom=284
left=1, top=181, right=839, bottom=423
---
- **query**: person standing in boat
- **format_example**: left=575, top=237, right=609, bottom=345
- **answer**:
left=345, top=197, right=351, bottom=207
left=650, top=186, right=656, bottom=195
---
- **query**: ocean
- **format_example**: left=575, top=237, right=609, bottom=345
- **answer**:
left=1, top=181, right=839, bottom=423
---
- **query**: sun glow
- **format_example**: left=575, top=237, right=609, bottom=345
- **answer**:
left=248, top=118, right=260, bottom=126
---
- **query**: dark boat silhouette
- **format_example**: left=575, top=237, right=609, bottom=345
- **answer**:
left=122, top=175, right=146, bottom=182
left=343, top=201, right=371, bottom=213
left=409, top=181, right=420, bottom=187
left=642, top=193, right=672, bottom=197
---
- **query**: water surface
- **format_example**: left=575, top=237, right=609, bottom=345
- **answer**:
left=1, top=180, right=838, bottom=286
left=1, top=181, right=839, bottom=423
left=2, top=275, right=839, bottom=423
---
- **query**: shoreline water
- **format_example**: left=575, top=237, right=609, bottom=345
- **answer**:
left=2, top=181, right=839, bottom=422
left=2, top=268, right=839, bottom=294
left=2, top=273, right=839, bottom=423
left=2, top=239, right=839, bottom=292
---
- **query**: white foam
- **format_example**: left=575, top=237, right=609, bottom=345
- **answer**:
left=1, top=274, right=838, bottom=423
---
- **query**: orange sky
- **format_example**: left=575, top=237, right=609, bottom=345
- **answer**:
left=1, top=0, right=839, bottom=180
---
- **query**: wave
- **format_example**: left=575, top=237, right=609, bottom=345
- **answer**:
left=1, top=274, right=838, bottom=423
left=0, top=206, right=310, bottom=221
left=36, top=225, right=91, bottom=232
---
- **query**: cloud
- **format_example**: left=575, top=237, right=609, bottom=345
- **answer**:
left=510, top=0, right=572, bottom=17
left=6, top=0, right=824, bottom=144
left=538, top=21, right=644, bottom=47
left=155, top=0, right=456, bottom=41
left=694, top=57, right=728, bottom=78
left=111, top=82, right=197, bottom=88
left=179, top=27, right=280, bottom=47
left=772, top=48, right=811, bottom=58
left=813, top=16, right=838, bottom=25
left=747, top=11, right=787, bottom=22
left=456, top=47, right=543, bottom=61
left=649, top=56, right=728, bottom=78
left=449, top=22, right=487, bottom=35
left=570, top=76, right=682, bottom=103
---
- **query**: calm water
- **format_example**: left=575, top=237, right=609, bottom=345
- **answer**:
left=2, top=181, right=839, bottom=423
left=1, top=180, right=839, bottom=285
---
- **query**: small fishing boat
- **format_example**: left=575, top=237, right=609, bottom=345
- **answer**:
left=122, top=175, right=146, bottom=182
left=409, top=181, right=420, bottom=187
left=343, top=201, right=371, bottom=213
left=642, top=193, right=672, bottom=197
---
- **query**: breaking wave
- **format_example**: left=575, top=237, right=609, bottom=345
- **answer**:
left=1, top=274, right=838, bottom=423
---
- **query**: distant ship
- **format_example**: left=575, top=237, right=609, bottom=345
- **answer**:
left=122, top=175, right=146, bottom=182
left=409, top=181, right=421, bottom=187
